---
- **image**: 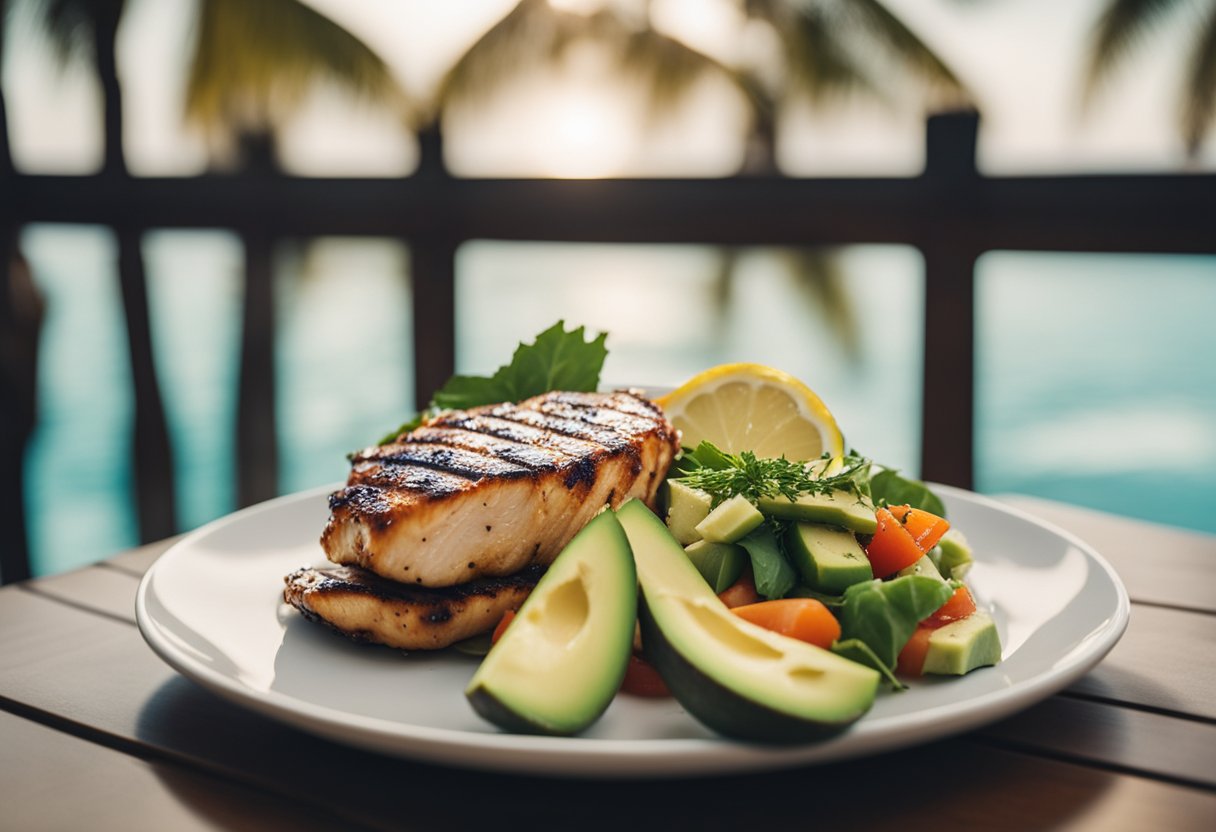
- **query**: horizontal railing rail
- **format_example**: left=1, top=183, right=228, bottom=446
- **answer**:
left=2, top=113, right=1214, bottom=583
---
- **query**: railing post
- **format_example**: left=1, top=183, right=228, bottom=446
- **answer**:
left=0, top=227, right=41, bottom=584
left=236, top=229, right=279, bottom=507
left=116, top=226, right=178, bottom=542
left=410, top=238, right=458, bottom=408
left=919, top=111, right=982, bottom=488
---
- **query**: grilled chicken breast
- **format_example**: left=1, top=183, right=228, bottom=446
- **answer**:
left=284, top=565, right=541, bottom=650
left=321, top=390, right=678, bottom=587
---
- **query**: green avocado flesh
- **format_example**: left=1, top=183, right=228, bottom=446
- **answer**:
left=922, top=611, right=1002, bottom=675
left=616, top=500, right=880, bottom=743
left=785, top=523, right=873, bottom=593
left=664, top=480, right=713, bottom=545
left=756, top=489, right=877, bottom=534
left=684, top=540, right=746, bottom=593
left=695, top=493, right=764, bottom=543
left=464, top=510, right=637, bottom=736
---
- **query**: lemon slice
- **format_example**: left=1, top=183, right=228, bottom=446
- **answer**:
left=656, top=363, right=844, bottom=461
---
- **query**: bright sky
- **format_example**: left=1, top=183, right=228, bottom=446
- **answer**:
left=3, top=0, right=1214, bottom=176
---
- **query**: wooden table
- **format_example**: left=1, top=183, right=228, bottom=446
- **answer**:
left=3, top=495, right=1214, bottom=831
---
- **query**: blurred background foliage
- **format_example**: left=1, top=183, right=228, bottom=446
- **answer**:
left=2, top=0, right=1215, bottom=578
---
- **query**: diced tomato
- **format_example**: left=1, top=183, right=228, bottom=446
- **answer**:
left=491, top=609, right=516, bottom=645
left=731, top=598, right=841, bottom=649
left=865, top=507, right=926, bottom=578
left=897, top=625, right=934, bottom=676
left=620, top=654, right=671, bottom=697
left=887, top=505, right=951, bottom=553
left=927, top=585, right=977, bottom=627
left=717, top=566, right=760, bottom=608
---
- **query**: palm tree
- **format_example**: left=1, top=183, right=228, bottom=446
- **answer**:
left=436, top=0, right=966, bottom=175
left=437, top=0, right=963, bottom=358
left=1084, top=0, right=1216, bottom=156
left=183, top=0, right=408, bottom=173
left=20, top=0, right=407, bottom=528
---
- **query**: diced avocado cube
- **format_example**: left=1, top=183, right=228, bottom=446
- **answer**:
left=756, top=489, right=877, bottom=534
left=664, top=480, right=713, bottom=545
left=936, top=529, right=973, bottom=580
left=695, top=494, right=764, bottom=543
left=684, top=540, right=747, bottom=593
left=896, top=554, right=947, bottom=584
left=922, top=611, right=1002, bottom=675
left=785, top=522, right=873, bottom=593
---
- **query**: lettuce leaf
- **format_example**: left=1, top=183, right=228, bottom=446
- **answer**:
left=838, top=576, right=954, bottom=669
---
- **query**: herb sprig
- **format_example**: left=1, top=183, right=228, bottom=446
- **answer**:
left=672, top=442, right=871, bottom=507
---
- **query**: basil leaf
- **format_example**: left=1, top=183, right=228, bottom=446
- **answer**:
left=375, top=321, right=608, bottom=443
left=867, top=468, right=946, bottom=517
left=737, top=525, right=796, bottom=601
left=839, top=576, right=954, bottom=669
left=831, top=638, right=907, bottom=691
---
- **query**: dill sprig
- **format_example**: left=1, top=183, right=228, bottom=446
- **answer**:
left=672, top=444, right=871, bottom=506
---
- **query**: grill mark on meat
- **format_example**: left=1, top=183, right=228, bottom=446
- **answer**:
left=374, top=442, right=534, bottom=481
left=535, top=399, right=665, bottom=439
left=546, top=390, right=672, bottom=427
left=345, top=463, right=468, bottom=497
left=406, top=425, right=571, bottom=472
left=430, top=413, right=609, bottom=459
left=283, top=565, right=543, bottom=650
left=487, top=404, right=634, bottom=451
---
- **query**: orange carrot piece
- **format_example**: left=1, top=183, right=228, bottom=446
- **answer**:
left=730, top=598, right=842, bottom=649
left=887, top=504, right=951, bottom=553
left=897, top=625, right=934, bottom=676
left=491, top=609, right=516, bottom=645
left=927, top=585, right=977, bottom=627
left=866, top=507, right=926, bottom=578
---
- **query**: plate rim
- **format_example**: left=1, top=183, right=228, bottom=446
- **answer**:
left=135, top=482, right=1130, bottom=777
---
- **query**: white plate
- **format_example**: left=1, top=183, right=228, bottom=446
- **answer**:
left=136, top=483, right=1129, bottom=778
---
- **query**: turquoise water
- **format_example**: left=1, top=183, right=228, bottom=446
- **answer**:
left=18, top=227, right=1216, bottom=576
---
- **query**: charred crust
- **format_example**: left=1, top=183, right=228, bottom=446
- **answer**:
left=562, top=454, right=600, bottom=489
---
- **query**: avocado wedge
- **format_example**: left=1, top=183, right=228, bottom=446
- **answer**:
left=465, top=509, right=636, bottom=736
left=616, top=500, right=880, bottom=743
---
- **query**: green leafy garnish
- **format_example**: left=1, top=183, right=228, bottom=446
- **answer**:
left=673, top=442, right=870, bottom=507
left=736, top=524, right=797, bottom=600
left=375, top=321, right=608, bottom=444
left=838, top=576, right=955, bottom=670
left=867, top=468, right=946, bottom=517
left=831, top=639, right=907, bottom=691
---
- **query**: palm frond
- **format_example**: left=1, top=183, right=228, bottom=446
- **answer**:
left=185, top=0, right=405, bottom=139
left=1084, top=0, right=1185, bottom=97
left=749, top=0, right=965, bottom=109
left=779, top=3, right=883, bottom=105
left=621, top=25, right=744, bottom=121
left=25, top=0, right=125, bottom=64
left=1182, top=3, right=1216, bottom=153
left=437, top=0, right=592, bottom=108
left=848, top=0, right=967, bottom=107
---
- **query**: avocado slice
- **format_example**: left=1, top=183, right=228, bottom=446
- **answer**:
left=935, top=529, right=974, bottom=580
left=896, top=554, right=947, bottom=584
left=695, top=493, right=764, bottom=543
left=664, top=480, right=713, bottom=545
left=617, top=500, right=880, bottom=743
left=756, top=489, right=877, bottom=534
left=684, top=539, right=746, bottom=593
left=785, top=522, right=873, bottom=593
left=922, top=611, right=1002, bottom=675
left=464, top=510, right=636, bottom=736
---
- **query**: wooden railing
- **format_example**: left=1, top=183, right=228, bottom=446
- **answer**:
left=2, top=112, right=1214, bottom=583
